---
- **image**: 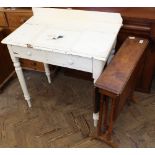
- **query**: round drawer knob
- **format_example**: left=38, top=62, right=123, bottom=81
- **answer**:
left=27, top=51, right=31, bottom=56
left=68, top=60, right=74, bottom=65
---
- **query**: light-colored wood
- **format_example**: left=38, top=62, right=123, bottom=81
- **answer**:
left=5, top=11, right=33, bottom=27
left=0, top=11, right=8, bottom=27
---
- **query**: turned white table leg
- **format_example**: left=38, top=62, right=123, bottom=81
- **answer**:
left=93, top=112, right=99, bottom=127
left=44, top=63, right=51, bottom=84
left=13, top=57, right=31, bottom=107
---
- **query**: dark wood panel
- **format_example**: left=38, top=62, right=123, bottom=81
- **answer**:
left=0, top=28, right=14, bottom=89
left=72, top=7, right=155, bottom=22
left=96, top=38, right=149, bottom=94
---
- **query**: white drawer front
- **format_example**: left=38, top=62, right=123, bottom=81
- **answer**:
left=11, top=46, right=46, bottom=62
left=10, top=46, right=92, bottom=73
left=46, top=51, right=92, bottom=73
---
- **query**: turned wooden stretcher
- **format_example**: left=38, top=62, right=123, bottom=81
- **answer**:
left=95, top=37, right=149, bottom=147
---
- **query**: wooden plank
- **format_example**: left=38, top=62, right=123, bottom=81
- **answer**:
left=95, top=37, right=149, bottom=95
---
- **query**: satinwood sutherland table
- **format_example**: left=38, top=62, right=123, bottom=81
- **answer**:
left=1, top=8, right=122, bottom=126
left=95, top=37, right=149, bottom=147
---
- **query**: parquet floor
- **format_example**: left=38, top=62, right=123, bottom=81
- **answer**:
left=0, top=69, right=155, bottom=148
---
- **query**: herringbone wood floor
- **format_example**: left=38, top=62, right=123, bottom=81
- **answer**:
left=0, top=69, right=155, bottom=147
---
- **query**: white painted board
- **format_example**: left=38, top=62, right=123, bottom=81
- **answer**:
left=2, top=8, right=122, bottom=61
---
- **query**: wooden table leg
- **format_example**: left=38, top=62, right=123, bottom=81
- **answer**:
left=103, top=96, right=109, bottom=132
left=97, top=95, right=104, bottom=136
left=97, top=96, right=118, bottom=147
left=93, top=87, right=100, bottom=127
left=106, top=98, right=116, bottom=140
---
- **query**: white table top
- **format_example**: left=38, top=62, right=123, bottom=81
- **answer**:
left=2, top=8, right=122, bottom=61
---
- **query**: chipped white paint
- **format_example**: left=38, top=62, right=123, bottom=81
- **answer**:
left=1, top=8, right=122, bottom=126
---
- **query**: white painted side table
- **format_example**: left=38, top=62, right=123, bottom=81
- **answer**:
left=1, top=8, right=122, bottom=126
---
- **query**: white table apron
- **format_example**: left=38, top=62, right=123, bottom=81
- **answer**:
left=2, top=8, right=122, bottom=127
